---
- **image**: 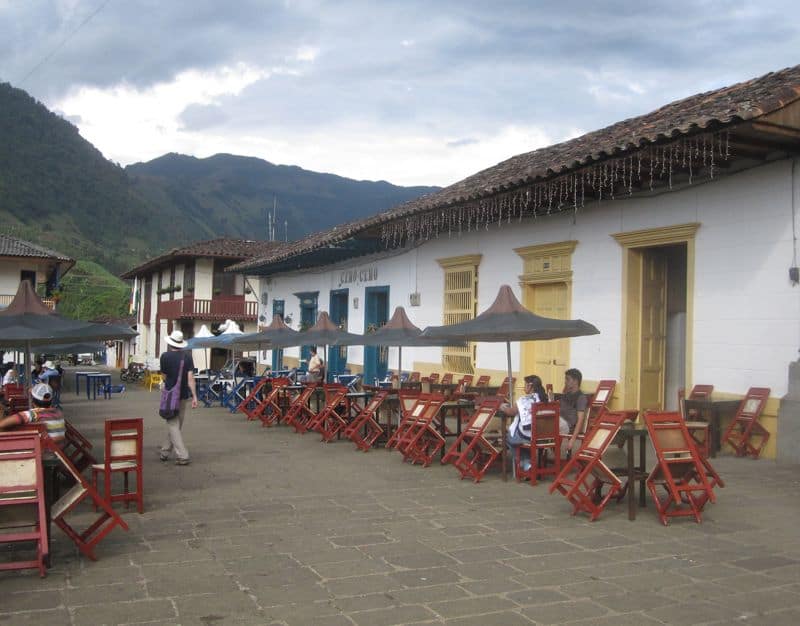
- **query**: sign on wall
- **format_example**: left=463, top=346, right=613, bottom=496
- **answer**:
left=338, top=266, right=378, bottom=288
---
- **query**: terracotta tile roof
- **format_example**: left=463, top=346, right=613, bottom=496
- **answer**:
left=121, top=238, right=286, bottom=279
left=230, top=64, right=800, bottom=274
left=0, top=234, right=74, bottom=263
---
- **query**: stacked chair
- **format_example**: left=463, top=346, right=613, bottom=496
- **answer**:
left=514, top=402, right=562, bottom=486
left=549, top=411, right=628, bottom=521
left=387, top=394, right=446, bottom=466
left=443, top=397, right=504, bottom=482
left=644, top=411, right=719, bottom=525
left=722, top=387, right=771, bottom=458
left=283, top=385, right=320, bottom=433
left=680, top=384, right=714, bottom=457
left=238, top=377, right=273, bottom=421
left=576, top=380, right=616, bottom=446
left=309, top=384, right=349, bottom=442
left=254, top=377, right=292, bottom=427
left=343, top=390, right=390, bottom=451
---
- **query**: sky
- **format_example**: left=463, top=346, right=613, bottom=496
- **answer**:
left=1, top=0, right=799, bottom=187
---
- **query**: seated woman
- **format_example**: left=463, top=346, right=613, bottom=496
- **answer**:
left=2, top=362, right=18, bottom=386
left=499, top=374, right=547, bottom=472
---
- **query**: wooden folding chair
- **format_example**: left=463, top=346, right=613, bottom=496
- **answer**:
left=384, top=391, right=423, bottom=449
left=644, top=412, right=717, bottom=525
left=283, top=385, right=319, bottom=433
left=549, top=411, right=627, bottom=521
left=395, top=396, right=446, bottom=465
left=0, top=432, right=48, bottom=577
left=497, top=377, right=516, bottom=401
left=576, top=379, right=616, bottom=445
left=721, top=387, right=771, bottom=458
left=238, top=377, right=272, bottom=421
left=426, top=373, right=440, bottom=384
left=474, top=375, right=491, bottom=387
left=42, top=437, right=129, bottom=560
left=254, top=377, right=291, bottom=427
left=515, top=402, right=562, bottom=486
left=343, top=390, right=389, bottom=451
left=91, top=418, right=144, bottom=514
left=682, top=384, right=714, bottom=457
left=442, top=397, right=503, bottom=465
left=456, top=374, right=474, bottom=390
left=440, top=373, right=454, bottom=385
left=311, top=385, right=349, bottom=441
left=408, top=371, right=421, bottom=382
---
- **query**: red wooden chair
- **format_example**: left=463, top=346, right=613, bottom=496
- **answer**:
left=681, top=384, right=714, bottom=457
left=5, top=383, right=29, bottom=414
left=442, top=397, right=504, bottom=465
left=456, top=374, right=473, bottom=389
left=283, top=385, right=319, bottom=433
left=344, top=390, right=390, bottom=451
left=576, top=379, right=616, bottom=445
left=426, top=373, right=440, bottom=384
left=408, top=371, right=421, bottom=382
left=311, top=384, right=349, bottom=442
left=440, top=373, right=454, bottom=385
left=497, top=377, right=516, bottom=401
left=0, top=432, right=48, bottom=577
left=42, top=436, right=129, bottom=561
left=395, top=395, right=446, bottom=465
left=91, top=418, right=144, bottom=514
left=254, top=377, right=292, bottom=426
left=549, top=411, right=627, bottom=521
left=385, top=391, right=424, bottom=449
left=449, top=402, right=505, bottom=482
left=644, top=411, right=717, bottom=525
left=238, top=377, right=272, bottom=421
left=474, top=375, right=491, bottom=387
left=721, top=387, right=771, bottom=458
left=515, top=402, right=563, bottom=486
left=62, top=419, right=98, bottom=472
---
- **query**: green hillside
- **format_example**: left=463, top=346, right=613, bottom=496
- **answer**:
left=57, top=260, right=130, bottom=321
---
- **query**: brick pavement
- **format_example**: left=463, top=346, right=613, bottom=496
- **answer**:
left=2, top=370, right=800, bottom=625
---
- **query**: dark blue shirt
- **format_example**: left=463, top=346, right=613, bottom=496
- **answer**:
left=159, top=350, right=195, bottom=400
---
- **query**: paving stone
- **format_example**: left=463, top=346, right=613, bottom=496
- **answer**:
left=0, top=608, right=72, bottom=624
left=386, top=584, right=470, bottom=605
left=0, top=589, right=65, bottom=613
left=65, top=581, right=149, bottom=606
left=444, top=611, right=533, bottom=625
left=519, top=599, right=610, bottom=624
left=447, top=546, right=518, bottom=563
left=510, top=540, right=581, bottom=556
left=458, top=577, right=526, bottom=595
left=389, top=566, right=462, bottom=588
left=71, top=599, right=177, bottom=625
left=348, top=604, right=438, bottom=625
left=312, top=557, right=396, bottom=579
left=592, top=590, right=674, bottom=611
left=330, top=533, right=393, bottom=547
left=325, top=574, right=403, bottom=597
left=506, top=587, right=572, bottom=606
left=734, top=555, right=799, bottom=572
left=174, top=591, right=262, bottom=621
left=644, top=599, right=745, bottom=624
left=448, top=561, right=520, bottom=582
left=383, top=551, right=460, bottom=569
left=428, top=595, right=519, bottom=618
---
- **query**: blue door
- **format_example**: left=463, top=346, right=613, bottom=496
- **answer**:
left=328, top=289, right=349, bottom=380
left=364, top=286, right=389, bottom=385
left=296, top=292, right=318, bottom=368
left=271, top=299, right=285, bottom=371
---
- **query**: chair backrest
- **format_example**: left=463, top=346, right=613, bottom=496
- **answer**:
left=688, top=384, right=714, bottom=401
left=464, top=397, right=504, bottom=434
left=457, top=374, right=474, bottom=389
left=0, top=432, right=44, bottom=501
left=323, top=384, right=347, bottom=404
left=738, top=387, right=770, bottom=421
left=269, top=377, right=291, bottom=388
left=577, top=411, right=627, bottom=460
left=440, top=373, right=454, bottom=385
left=408, top=371, right=421, bottom=382
left=104, top=418, right=143, bottom=467
left=591, top=380, right=616, bottom=410
left=427, top=373, right=440, bottom=384
left=531, top=402, right=561, bottom=440
left=398, top=390, right=421, bottom=416
left=475, top=375, right=491, bottom=387
left=3, top=383, right=24, bottom=396
left=364, top=390, right=389, bottom=413
left=497, top=377, right=516, bottom=399
left=643, top=411, right=695, bottom=459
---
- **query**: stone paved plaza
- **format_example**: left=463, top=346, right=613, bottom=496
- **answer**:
left=2, top=369, right=800, bottom=625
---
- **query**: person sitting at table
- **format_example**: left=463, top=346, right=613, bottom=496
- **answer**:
left=301, top=347, right=324, bottom=383
left=2, top=362, right=18, bottom=386
left=561, top=368, right=588, bottom=452
left=31, top=360, right=44, bottom=382
left=499, top=374, right=548, bottom=472
left=0, top=383, right=65, bottom=448
left=37, top=360, right=59, bottom=383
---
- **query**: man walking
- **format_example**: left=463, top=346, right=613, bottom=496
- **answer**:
left=159, top=330, right=198, bottom=465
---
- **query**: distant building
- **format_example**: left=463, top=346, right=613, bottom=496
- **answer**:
left=0, top=234, right=74, bottom=310
left=232, top=64, right=800, bottom=460
left=121, top=238, right=284, bottom=368
left=90, top=315, right=137, bottom=369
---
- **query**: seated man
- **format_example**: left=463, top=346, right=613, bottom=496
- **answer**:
left=0, top=383, right=65, bottom=448
left=560, top=368, right=588, bottom=452
left=2, top=362, right=18, bottom=386
left=500, top=374, right=547, bottom=472
left=300, top=347, right=324, bottom=383
left=38, top=360, right=60, bottom=383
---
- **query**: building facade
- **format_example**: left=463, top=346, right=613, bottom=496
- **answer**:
left=122, top=239, right=283, bottom=368
left=232, top=65, right=800, bottom=460
left=0, top=234, right=74, bottom=310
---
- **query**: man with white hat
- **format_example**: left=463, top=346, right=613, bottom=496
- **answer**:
left=159, top=330, right=198, bottom=465
left=0, top=382, right=65, bottom=446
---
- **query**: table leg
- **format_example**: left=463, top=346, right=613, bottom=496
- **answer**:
left=501, top=415, right=508, bottom=482
left=709, top=407, right=720, bottom=458
left=627, top=434, right=635, bottom=521
left=638, top=432, right=647, bottom=508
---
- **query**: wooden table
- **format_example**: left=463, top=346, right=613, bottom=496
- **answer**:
left=682, top=399, right=741, bottom=457
left=612, top=421, right=649, bottom=521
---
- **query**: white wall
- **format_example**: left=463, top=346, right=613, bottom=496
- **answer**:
left=259, top=159, right=800, bottom=396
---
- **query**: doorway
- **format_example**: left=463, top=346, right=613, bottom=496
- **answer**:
left=271, top=299, right=285, bottom=370
left=522, top=282, right=570, bottom=392
left=363, top=286, right=389, bottom=384
left=329, top=289, right=349, bottom=378
left=295, top=292, right=318, bottom=366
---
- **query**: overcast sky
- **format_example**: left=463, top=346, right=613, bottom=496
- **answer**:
left=1, top=1, right=798, bottom=186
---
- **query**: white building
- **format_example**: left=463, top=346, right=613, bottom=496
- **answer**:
left=231, top=65, right=800, bottom=461
left=0, top=234, right=74, bottom=310
left=122, top=238, right=284, bottom=369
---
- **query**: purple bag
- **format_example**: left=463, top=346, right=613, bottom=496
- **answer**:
left=159, top=358, right=185, bottom=419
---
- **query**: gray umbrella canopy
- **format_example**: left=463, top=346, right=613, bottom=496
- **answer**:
left=421, top=284, right=599, bottom=401
left=299, top=311, right=363, bottom=348
left=231, top=314, right=300, bottom=351
left=0, top=281, right=137, bottom=389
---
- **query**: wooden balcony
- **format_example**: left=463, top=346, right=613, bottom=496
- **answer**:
left=157, top=296, right=258, bottom=321
left=0, top=293, right=56, bottom=310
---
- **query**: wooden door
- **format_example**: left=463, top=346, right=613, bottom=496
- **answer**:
left=523, top=283, right=569, bottom=392
left=639, top=250, right=667, bottom=411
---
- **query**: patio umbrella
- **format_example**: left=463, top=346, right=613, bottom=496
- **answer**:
left=420, top=284, right=599, bottom=403
left=356, top=306, right=464, bottom=381
left=0, top=281, right=137, bottom=391
left=186, top=320, right=243, bottom=371
left=231, top=314, right=300, bottom=350
left=294, top=311, right=364, bottom=381
left=193, top=324, right=214, bottom=370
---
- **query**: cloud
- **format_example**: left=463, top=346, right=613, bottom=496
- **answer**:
left=2, top=1, right=798, bottom=186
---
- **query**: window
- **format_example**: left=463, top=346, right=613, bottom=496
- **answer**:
left=183, top=260, right=195, bottom=293
left=437, top=254, right=481, bottom=374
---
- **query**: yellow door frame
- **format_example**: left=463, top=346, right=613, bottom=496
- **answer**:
left=612, top=223, right=700, bottom=409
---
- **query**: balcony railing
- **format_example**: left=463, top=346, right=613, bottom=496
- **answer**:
left=0, top=293, right=56, bottom=310
left=157, top=296, right=258, bottom=321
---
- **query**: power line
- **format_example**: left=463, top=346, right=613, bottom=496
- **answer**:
left=18, top=0, right=114, bottom=86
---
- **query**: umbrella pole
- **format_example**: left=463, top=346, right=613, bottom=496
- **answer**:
left=24, top=341, right=32, bottom=396
left=398, top=346, right=402, bottom=386
left=502, top=340, right=513, bottom=482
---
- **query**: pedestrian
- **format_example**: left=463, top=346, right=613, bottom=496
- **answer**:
left=158, top=330, right=198, bottom=465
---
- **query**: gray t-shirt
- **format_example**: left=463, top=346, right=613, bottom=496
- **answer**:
left=560, top=390, right=588, bottom=431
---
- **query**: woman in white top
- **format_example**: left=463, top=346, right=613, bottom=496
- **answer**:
left=500, top=374, right=548, bottom=471
left=2, top=364, right=18, bottom=386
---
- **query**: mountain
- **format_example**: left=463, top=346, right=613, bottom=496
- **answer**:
left=0, top=82, right=440, bottom=278
left=126, top=153, right=438, bottom=246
